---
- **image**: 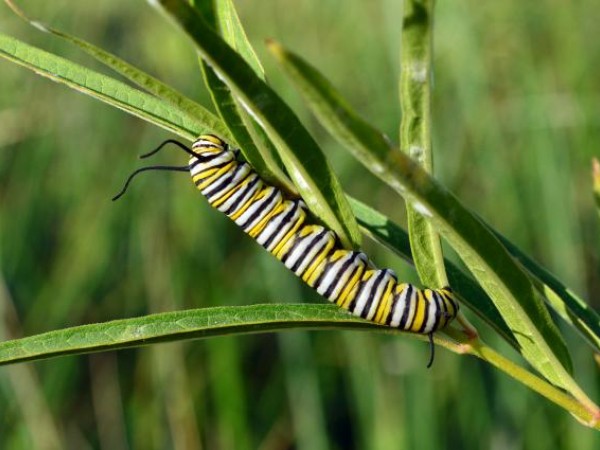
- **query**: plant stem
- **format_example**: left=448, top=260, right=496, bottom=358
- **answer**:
left=438, top=329, right=600, bottom=428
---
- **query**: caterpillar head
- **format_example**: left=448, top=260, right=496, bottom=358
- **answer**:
left=192, top=134, right=228, bottom=153
left=112, top=137, right=230, bottom=201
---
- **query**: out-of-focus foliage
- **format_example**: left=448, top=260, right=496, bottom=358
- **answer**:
left=0, top=0, right=598, bottom=448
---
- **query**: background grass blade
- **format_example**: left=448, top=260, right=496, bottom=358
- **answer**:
left=0, top=34, right=209, bottom=140
left=151, top=0, right=362, bottom=249
left=263, top=41, right=577, bottom=393
left=348, top=197, right=517, bottom=348
left=399, top=0, right=448, bottom=288
left=4, top=0, right=231, bottom=142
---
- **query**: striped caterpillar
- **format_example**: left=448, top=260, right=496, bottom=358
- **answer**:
left=114, top=134, right=459, bottom=366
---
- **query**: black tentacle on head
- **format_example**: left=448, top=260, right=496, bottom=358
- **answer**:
left=140, top=139, right=200, bottom=159
left=112, top=165, right=190, bottom=201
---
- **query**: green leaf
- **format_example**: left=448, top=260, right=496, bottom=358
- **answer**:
left=4, top=0, right=230, bottom=142
left=211, top=0, right=265, bottom=78
left=200, top=62, right=296, bottom=192
left=0, top=33, right=214, bottom=140
left=262, top=41, right=576, bottom=393
left=1, top=304, right=593, bottom=427
left=493, top=229, right=600, bottom=352
left=399, top=0, right=447, bottom=289
left=195, top=0, right=296, bottom=194
left=0, top=304, right=398, bottom=366
left=268, top=40, right=600, bottom=353
left=348, top=197, right=517, bottom=348
left=151, top=0, right=362, bottom=250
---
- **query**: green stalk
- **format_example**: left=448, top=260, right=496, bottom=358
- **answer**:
left=438, top=330, right=600, bottom=428
left=399, top=0, right=447, bottom=288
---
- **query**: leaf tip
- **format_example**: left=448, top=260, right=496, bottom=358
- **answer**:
left=592, top=157, right=600, bottom=189
left=265, top=38, right=283, bottom=57
left=5, top=0, right=46, bottom=32
left=146, top=0, right=162, bottom=10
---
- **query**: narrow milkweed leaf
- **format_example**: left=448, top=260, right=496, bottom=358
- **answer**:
left=264, top=41, right=577, bottom=393
left=0, top=304, right=412, bottom=366
left=348, top=197, right=517, bottom=349
left=492, top=229, right=600, bottom=352
left=211, top=0, right=265, bottom=78
left=150, top=0, right=362, bottom=250
left=194, top=0, right=296, bottom=194
left=0, top=33, right=212, bottom=140
left=211, top=0, right=295, bottom=194
left=4, top=0, right=230, bottom=142
left=0, top=303, right=593, bottom=427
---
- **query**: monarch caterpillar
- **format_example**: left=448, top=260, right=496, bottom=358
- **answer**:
left=114, top=134, right=459, bottom=366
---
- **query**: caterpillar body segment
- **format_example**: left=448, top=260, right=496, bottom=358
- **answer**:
left=189, top=135, right=459, bottom=336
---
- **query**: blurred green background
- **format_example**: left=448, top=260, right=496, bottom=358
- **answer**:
left=1, top=0, right=599, bottom=448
